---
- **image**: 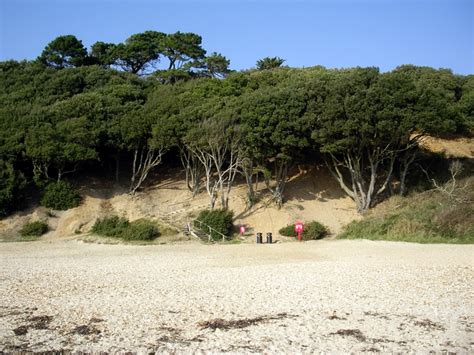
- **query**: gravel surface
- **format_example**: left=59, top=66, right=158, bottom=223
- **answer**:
left=1, top=239, right=473, bottom=353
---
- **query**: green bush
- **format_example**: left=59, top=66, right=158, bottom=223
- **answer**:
left=91, top=216, right=129, bottom=237
left=20, top=220, right=48, bottom=237
left=196, top=209, right=234, bottom=240
left=303, top=221, right=328, bottom=240
left=121, top=219, right=160, bottom=241
left=278, top=221, right=328, bottom=240
left=41, top=181, right=81, bottom=210
left=278, top=224, right=295, bottom=237
left=91, top=216, right=160, bottom=241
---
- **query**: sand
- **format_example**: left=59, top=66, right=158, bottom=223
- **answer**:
left=0, top=165, right=360, bottom=242
left=1, top=239, right=473, bottom=353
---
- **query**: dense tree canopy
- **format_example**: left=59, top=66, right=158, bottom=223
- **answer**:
left=0, top=31, right=472, bottom=217
left=38, top=35, right=88, bottom=68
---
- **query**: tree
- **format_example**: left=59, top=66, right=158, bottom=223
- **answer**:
left=162, top=31, right=206, bottom=70
left=309, top=67, right=395, bottom=213
left=112, top=31, right=166, bottom=74
left=256, top=57, right=285, bottom=70
left=39, top=35, right=87, bottom=68
left=25, top=117, right=98, bottom=183
left=200, top=52, right=231, bottom=78
left=458, top=75, right=474, bottom=131
left=240, top=79, right=310, bottom=208
left=389, top=66, right=465, bottom=195
left=121, top=107, right=168, bottom=195
left=90, top=41, right=117, bottom=67
left=183, top=96, right=241, bottom=209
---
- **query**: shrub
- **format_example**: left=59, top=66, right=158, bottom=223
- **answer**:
left=121, top=219, right=160, bottom=241
left=91, top=216, right=160, bottom=241
left=302, top=221, right=328, bottom=240
left=278, top=224, right=295, bottom=237
left=91, top=216, right=129, bottom=237
left=278, top=221, right=328, bottom=240
left=41, top=181, right=81, bottom=210
left=20, top=220, right=48, bottom=237
left=196, top=209, right=234, bottom=240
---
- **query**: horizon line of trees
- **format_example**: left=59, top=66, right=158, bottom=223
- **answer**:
left=1, top=32, right=473, bottom=217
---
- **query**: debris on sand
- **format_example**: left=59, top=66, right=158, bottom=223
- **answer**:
left=198, top=313, right=292, bottom=331
left=13, top=326, right=28, bottom=336
left=330, top=329, right=367, bottom=342
left=328, top=311, right=347, bottom=320
left=72, top=325, right=101, bottom=336
left=28, top=315, right=53, bottom=329
left=413, top=319, right=446, bottom=331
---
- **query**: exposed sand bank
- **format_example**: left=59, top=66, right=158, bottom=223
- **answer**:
left=0, top=166, right=360, bottom=241
left=1, top=239, right=472, bottom=353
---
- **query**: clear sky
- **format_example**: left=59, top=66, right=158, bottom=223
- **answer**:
left=0, top=0, right=473, bottom=74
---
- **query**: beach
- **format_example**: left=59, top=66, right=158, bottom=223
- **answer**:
left=1, top=239, right=473, bottom=353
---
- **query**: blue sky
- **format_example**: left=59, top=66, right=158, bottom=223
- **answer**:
left=0, top=0, right=473, bottom=74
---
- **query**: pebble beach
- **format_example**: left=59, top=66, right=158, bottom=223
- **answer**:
left=1, top=239, right=473, bottom=353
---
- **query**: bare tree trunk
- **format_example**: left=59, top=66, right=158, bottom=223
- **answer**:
left=57, top=164, right=79, bottom=182
left=326, top=148, right=394, bottom=214
left=264, top=158, right=290, bottom=209
left=179, top=147, right=202, bottom=197
left=33, top=160, right=50, bottom=183
left=191, top=146, right=218, bottom=209
left=129, top=146, right=166, bottom=195
left=221, top=149, right=240, bottom=210
left=399, top=150, right=417, bottom=196
left=240, top=157, right=255, bottom=209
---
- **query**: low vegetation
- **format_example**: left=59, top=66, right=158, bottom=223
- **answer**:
left=279, top=221, right=328, bottom=240
left=195, top=209, right=234, bottom=241
left=20, top=220, right=48, bottom=237
left=41, top=181, right=81, bottom=210
left=339, top=176, right=474, bottom=244
left=91, top=216, right=160, bottom=241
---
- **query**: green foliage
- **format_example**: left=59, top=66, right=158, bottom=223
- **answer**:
left=196, top=209, right=234, bottom=240
left=39, top=35, right=87, bottom=68
left=339, top=177, right=474, bottom=243
left=112, top=31, right=166, bottom=74
left=1, top=33, right=473, bottom=220
left=121, top=219, right=160, bottom=241
left=41, top=181, right=81, bottom=210
left=92, top=216, right=159, bottom=241
left=303, top=221, right=329, bottom=240
left=278, top=224, right=294, bottom=237
left=202, top=52, right=231, bottom=78
left=20, top=220, right=48, bottom=237
left=91, top=216, right=130, bottom=237
left=278, top=221, right=328, bottom=240
left=256, top=57, right=285, bottom=70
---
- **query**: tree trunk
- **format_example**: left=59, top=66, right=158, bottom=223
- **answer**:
left=180, top=147, right=202, bottom=197
left=241, top=158, right=255, bottom=209
left=326, top=149, right=393, bottom=214
left=129, top=146, right=166, bottom=195
left=399, top=150, right=417, bottom=196
left=264, top=158, right=290, bottom=209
